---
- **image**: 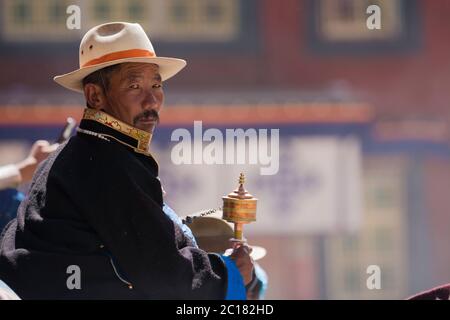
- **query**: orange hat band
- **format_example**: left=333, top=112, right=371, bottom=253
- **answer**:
left=81, top=49, right=156, bottom=68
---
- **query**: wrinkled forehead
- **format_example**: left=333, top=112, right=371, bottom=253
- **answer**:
left=116, top=62, right=161, bottom=82
left=105, top=62, right=161, bottom=84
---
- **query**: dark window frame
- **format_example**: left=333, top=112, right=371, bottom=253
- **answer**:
left=306, top=0, right=421, bottom=56
left=0, top=0, right=261, bottom=56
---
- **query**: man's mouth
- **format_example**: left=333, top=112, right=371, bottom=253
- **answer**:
left=138, top=116, right=157, bottom=123
left=134, top=110, right=160, bottom=126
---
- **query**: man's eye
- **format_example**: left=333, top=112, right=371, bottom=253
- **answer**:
left=153, top=84, right=162, bottom=89
left=129, top=84, right=140, bottom=89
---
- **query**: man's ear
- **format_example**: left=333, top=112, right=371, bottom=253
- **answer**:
left=84, top=83, right=107, bottom=110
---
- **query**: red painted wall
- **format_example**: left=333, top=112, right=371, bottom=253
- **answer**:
left=1, top=0, right=450, bottom=121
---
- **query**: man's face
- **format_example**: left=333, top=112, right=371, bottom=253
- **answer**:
left=96, top=62, right=164, bottom=133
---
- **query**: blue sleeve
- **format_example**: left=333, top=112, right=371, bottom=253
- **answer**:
left=254, top=263, right=269, bottom=299
left=162, top=203, right=246, bottom=300
left=221, top=255, right=246, bottom=300
left=162, top=203, right=198, bottom=247
left=0, top=188, right=24, bottom=231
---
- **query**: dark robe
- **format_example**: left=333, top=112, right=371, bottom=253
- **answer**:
left=0, top=110, right=228, bottom=299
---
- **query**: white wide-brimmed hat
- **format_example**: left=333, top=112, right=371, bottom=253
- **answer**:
left=54, top=22, right=187, bottom=93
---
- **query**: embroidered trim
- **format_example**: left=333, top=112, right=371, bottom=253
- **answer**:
left=82, top=108, right=152, bottom=153
left=77, top=127, right=155, bottom=158
left=76, top=128, right=110, bottom=141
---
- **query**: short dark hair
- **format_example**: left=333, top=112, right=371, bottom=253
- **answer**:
left=82, top=64, right=122, bottom=108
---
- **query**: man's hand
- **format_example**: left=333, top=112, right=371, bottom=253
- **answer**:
left=16, top=140, right=59, bottom=183
left=230, top=243, right=254, bottom=286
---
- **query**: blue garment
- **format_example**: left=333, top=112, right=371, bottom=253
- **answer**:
left=0, top=189, right=23, bottom=299
left=0, top=188, right=24, bottom=232
left=221, top=255, right=247, bottom=300
left=162, top=204, right=197, bottom=247
left=254, top=263, right=268, bottom=299
left=162, top=203, right=246, bottom=300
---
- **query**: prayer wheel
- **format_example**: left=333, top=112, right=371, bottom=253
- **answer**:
left=222, top=173, right=257, bottom=241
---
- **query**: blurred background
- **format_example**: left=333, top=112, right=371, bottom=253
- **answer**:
left=1, top=0, right=450, bottom=299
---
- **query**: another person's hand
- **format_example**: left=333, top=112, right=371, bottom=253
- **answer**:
left=230, top=243, right=254, bottom=286
left=16, top=140, right=59, bottom=183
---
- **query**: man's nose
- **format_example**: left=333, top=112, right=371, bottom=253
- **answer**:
left=143, top=90, right=160, bottom=112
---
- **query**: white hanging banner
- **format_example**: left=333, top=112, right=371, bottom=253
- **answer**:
left=155, top=135, right=362, bottom=235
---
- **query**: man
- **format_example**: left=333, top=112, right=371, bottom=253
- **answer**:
left=0, top=22, right=253, bottom=299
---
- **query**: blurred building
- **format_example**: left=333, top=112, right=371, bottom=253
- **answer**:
left=1, top=0, right=450, bottom=299
left=324, top=156, right=409, bottom=299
